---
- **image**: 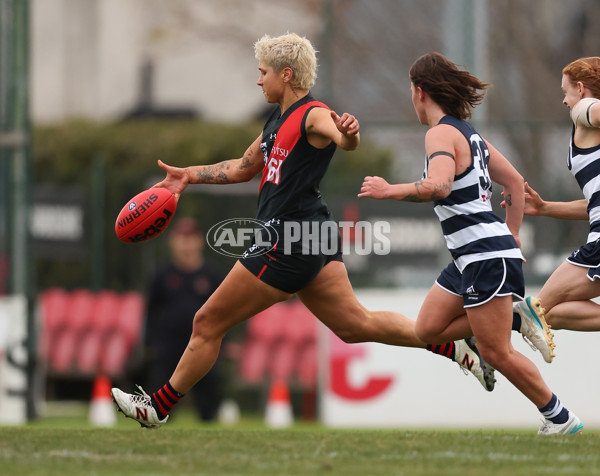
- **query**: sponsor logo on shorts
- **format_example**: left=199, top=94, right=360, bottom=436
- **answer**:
left=466, top=285, right=479, bottom=300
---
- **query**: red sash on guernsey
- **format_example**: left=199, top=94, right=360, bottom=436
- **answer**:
left=259, top=101, right=328, bottom=191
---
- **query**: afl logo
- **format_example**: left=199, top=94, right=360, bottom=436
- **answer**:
left=206, top=218, right=278, bottom=258
left=128, top=202, right=137, bottom=211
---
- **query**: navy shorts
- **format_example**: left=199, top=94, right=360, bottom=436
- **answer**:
left=436, top=258, right=525, bottom=308
left=567, top=240, right=600, bottom=281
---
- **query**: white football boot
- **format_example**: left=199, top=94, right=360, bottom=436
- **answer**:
left=538, top=412, right=583, bottom=435
left=514, top=296, right=556, bottom=363
left=454, top=337, right=496, bottom=392
left=111, top=385, right=169, bottom=429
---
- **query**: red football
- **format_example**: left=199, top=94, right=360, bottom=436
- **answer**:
left=115, top=187, right=177, bottom=243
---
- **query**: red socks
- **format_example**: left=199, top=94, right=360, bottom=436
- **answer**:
left=152, top=382, right=184, bottom=419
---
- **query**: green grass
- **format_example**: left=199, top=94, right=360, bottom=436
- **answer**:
left=1, top=408, right=599, bottom=475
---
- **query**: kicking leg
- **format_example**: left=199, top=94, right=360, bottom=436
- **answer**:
left=112, top=261, right=291, bottom=427
left=170, top=261, right=291, bottom=392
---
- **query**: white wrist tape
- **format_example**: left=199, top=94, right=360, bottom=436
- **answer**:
left=571, top=97, right=599, bottom=128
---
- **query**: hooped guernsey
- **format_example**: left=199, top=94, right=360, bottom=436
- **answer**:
left=425, top=115, right=524, bottom=271
left=567, top=125, right=600, bottom=244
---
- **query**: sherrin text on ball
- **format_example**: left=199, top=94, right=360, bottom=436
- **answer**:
left=115, top=187, right=177, bottom=243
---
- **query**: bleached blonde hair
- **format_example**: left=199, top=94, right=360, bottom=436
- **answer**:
left=254, top=33, right=318, bottom=90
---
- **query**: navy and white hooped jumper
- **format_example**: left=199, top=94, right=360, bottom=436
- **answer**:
left=425, top=115, right=523, bottom=271
left=566, top=127, right=600, bottom=245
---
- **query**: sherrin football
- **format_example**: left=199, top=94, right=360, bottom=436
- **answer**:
left=115, top=187, right=177, bottom=243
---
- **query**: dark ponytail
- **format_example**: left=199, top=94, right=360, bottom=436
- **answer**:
left=409, top=52, right=489, bottom=120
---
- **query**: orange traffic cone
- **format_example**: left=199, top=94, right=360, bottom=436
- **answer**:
left=265, top=380, right=293, bottom=428
left=89, top=375, right=116, bottom=427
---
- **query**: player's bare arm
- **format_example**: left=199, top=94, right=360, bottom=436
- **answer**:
left=188, top=134, right=264, bottom=184
left=358, top=153, right=454, bottom=201
left=486, top=141, right=524, bottom=244
left=403, top=125, right=458, bottom=201
left=305, top=107, right=360, bottom=151
left=523, top=182, right=589, bottom=220
left=154, top=135, right=264, bottom=198
left=358, top=125, right=455, bottom=201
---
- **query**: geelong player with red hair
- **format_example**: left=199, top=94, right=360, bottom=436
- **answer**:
left=508, top=58, right=600, bottom=356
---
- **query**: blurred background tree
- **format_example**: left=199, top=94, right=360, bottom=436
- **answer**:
left=4, top=0, right=600, bottom=295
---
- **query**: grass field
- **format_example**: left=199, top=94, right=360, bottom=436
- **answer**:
left=1, top=406, right=599, bottom=475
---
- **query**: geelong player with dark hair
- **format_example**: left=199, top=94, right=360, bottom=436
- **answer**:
left=112, top=34, right=501, bottom=428
left=359, top=52, right=582, bottom=435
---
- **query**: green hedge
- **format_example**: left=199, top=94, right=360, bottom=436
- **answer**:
left=33, top=119, right=393, bottom=292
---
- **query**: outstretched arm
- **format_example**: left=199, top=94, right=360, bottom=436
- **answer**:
left=521, top=182, right=588, bottom=220
left=358, top=126, right=455, bottom=201
left=358, top=164, right=454, bottom=202
left=153, top=134, right=265, bottom=199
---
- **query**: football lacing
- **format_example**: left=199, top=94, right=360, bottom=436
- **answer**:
left=521, top=333, right=539, bottom=352
left=130, top=385, right=153, bottom=407
left=538, top=419, right=551, bottom=434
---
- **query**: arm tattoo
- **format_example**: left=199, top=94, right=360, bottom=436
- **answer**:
left=406, top=150, right=454, bottom=201
left=432, top=179, right=452, bottom=200
left=405, top=178, right=452, bottom=202
left=196, top=146, right=258, bottom=184
left=240, top=148, right=254, bottom=170
left=505, top=193, right=512, bottom=206
left=405, top=179, right=427, bottom=202
left=195, top=161, right=233, bottom=184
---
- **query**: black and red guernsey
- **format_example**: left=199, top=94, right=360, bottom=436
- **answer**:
left=256, top=94, right=336, bottom=222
